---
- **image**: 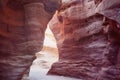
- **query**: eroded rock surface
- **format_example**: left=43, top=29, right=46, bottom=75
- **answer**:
left=0, top=0, right=60, bottom=80
left=48, top=0, right=120, bottom=80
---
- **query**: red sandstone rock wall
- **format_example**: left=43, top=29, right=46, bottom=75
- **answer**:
left=0, top=0, right=120, bottom=80
left=48, top=0, right=120, bottom=80
left=0, top=0, right=60, bottom=80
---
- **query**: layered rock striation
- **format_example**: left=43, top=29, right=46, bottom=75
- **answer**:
left=0, top=0, right=60, bottom=80
left=48, top=0, right=120, bottom=80
left=0, top=0, right=120, bottom=80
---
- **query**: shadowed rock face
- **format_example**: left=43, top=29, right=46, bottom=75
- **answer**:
left=0, top=0, right=60, bottom=80
left=48, top=0, right=120, bottom=79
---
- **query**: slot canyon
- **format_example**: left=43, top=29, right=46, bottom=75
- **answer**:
left=0, top=0, right=120, bottom=80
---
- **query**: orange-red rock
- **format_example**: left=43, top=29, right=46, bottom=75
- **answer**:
left=0, top=0, right=60, bottom=80
left=0, top=0, right=120, bottom=80
left=48, top=0, right=120, bottom=80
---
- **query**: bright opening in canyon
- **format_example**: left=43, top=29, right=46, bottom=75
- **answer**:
left=29, top=25, right=59, bottom=80
left=28, top=26, right=80, bottom=80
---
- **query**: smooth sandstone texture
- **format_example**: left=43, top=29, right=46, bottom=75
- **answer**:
left=48, top=0, right=120, bottom=80
left=0, top=0, right=60, bottom=80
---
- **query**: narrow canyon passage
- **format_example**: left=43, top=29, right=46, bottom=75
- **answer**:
left=0, top=0, right=120, bottom=80
left=28, top=26, right=80, bottom=80
left=29, top=26, right=58, bottom=80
